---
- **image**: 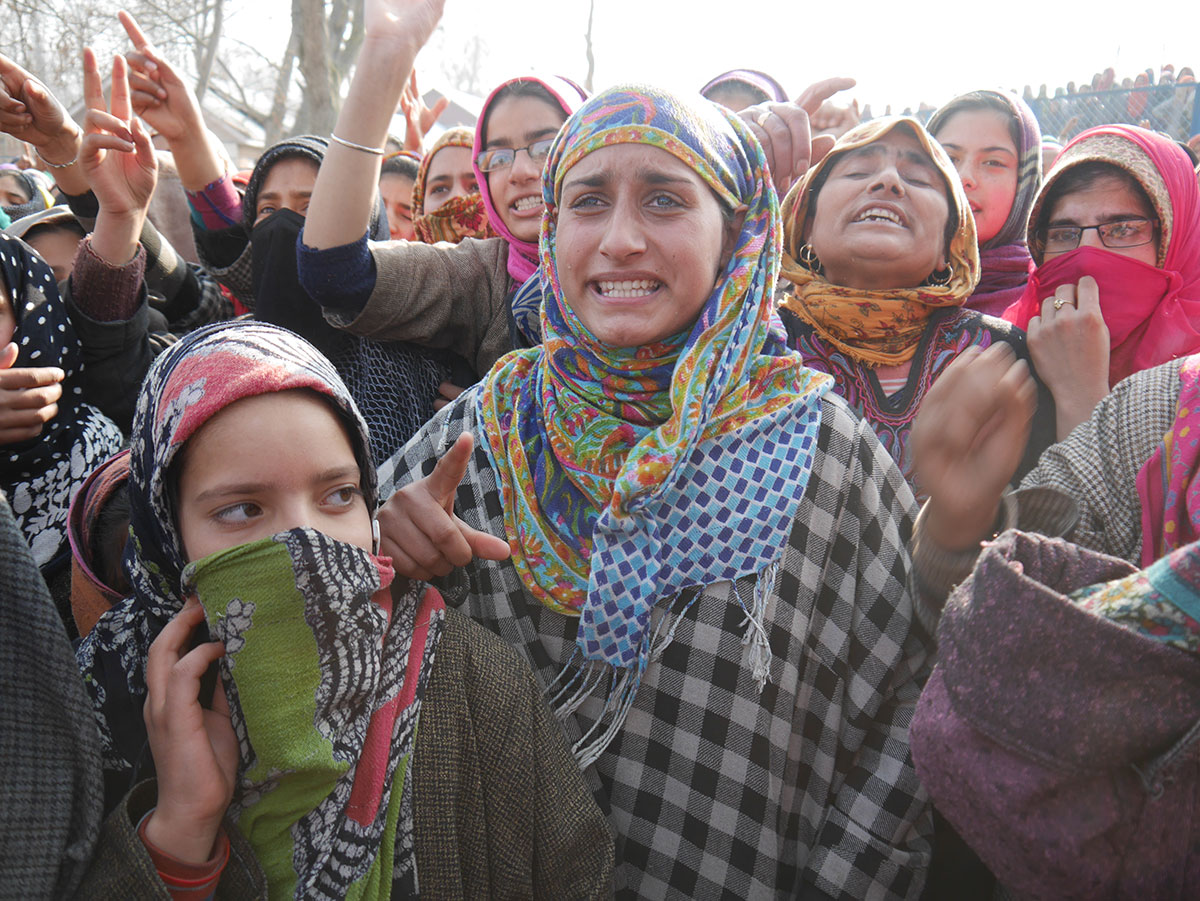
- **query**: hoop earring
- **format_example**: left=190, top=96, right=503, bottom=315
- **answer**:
left=923, top=266, right=953, bottom=287
left=797, top=243, right=824, bottom=276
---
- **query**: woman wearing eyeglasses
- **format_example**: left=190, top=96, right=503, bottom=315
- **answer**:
left=1003, top=124, right=1200, bottom=439
left=299, top=74, right=587, bottom=382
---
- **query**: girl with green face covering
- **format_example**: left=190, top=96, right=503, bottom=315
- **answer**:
left=74, top=321, right=612, bottom=899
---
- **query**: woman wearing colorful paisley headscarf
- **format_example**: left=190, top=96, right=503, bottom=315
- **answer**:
left=300, top=62, right=587, bottom=377
left=409, top=125, right=494, bottom=244
left=380, top=80, right=934, bottom=898
left=1003, top=124, right=1200, bottom=439
left=0, top=233, right=124, bottom=604
left=928, top=90, right=1042, bottom=318
left=777, top=117, right=1054, bottom=495
left=73, top=321, right=612, bottom=899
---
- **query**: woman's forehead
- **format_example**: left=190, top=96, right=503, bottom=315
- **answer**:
left=562, top=143, right=706, bottom=189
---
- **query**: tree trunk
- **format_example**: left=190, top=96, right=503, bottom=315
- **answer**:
left=294, top=0, right=337, bottom=135
left=266, top=29, right=300, bottom=145
left=194, top=0, right=225, bottom=103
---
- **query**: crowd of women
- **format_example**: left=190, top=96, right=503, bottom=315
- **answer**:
left=3, top=0, right=1200, bottom=898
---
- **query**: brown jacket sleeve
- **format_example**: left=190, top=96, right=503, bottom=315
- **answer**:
left=414, top=608, right=615, bottom=900
left=329, top=237, right=515, bottom=376
left=74, top=780, right=266, bottom=900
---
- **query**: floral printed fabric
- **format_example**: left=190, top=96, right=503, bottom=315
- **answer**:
left=76, top=321, right=376, bottom=772
left=477, top=85, right=832, bottom=676
left=1069, top=553, right=1200, bottom=652
left=778, top=117, right=981, bottom=367
left=182, top=528, right=444, bottom=901
left=0, top=234, right=124, bottom=569
left=411, top=126, right=495, bottom=245
left=1138, top=354, right=1200, bottom=565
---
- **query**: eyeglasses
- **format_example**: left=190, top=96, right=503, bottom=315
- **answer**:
left=1042, top=217, right=1159, bottom=253
left=475, top=138, right=556, bottom=173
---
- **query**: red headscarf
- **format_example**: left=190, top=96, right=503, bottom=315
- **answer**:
left=1004, top=124, right=1200, bottom=386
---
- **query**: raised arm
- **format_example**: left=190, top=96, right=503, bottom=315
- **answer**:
left=303, top=0, right=446, bottom=250
left=0, top=52, right=89, bottom=196
left=118, top=11, right=228, bottom=192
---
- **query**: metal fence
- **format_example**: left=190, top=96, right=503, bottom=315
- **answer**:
left=1027, top=83, right=1200, bottom=143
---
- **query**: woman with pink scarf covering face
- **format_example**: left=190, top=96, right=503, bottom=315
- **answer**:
left=1003, top=125, right=1200, bottom=438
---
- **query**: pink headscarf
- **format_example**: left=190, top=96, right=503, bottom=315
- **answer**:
left=472, top=75, right=588, bottom=284
left=1004, top=124, right=1200, bottom=386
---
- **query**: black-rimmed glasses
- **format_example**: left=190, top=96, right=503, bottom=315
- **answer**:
left=1042, top=217, right=1158, bottom=253
left=475, top=138, right=556, bottom=173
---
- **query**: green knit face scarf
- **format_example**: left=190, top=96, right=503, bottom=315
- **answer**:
left=182, top=527, right=445, bottom=900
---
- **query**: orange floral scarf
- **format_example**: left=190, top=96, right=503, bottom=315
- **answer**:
left=778, top=117, right=980, bottom=366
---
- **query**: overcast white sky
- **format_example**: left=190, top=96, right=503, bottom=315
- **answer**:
left=230, top=0, right=1200, bottom=111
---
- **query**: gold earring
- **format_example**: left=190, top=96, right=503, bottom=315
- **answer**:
left=924, top=266, right=953, bottom=287
left=797, top=243, right=824, bottom=276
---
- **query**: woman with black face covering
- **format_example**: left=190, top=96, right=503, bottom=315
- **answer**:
left=116, top=12, right=464, bottom=460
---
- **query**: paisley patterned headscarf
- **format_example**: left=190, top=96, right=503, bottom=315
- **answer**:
left=77, top=321, right=444, bottom=897
left=929, top=90, right=1041, bottom=318
left=477, top=84, right=832, bottom=764
left=778, top=117, right=981, bottom=367
left=411, top=127, right=494, bottom=244
left=76, top=321, right=379, bottom=772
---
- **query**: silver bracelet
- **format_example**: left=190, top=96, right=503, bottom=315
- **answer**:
left=330, top=133, right=384, bottom=156
left=35, top=146, right=78, bottom=169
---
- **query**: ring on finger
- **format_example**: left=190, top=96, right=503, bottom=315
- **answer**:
left=1053, top=297, right=1069, bottom=311
left=755, top=110, right=772, bottom=128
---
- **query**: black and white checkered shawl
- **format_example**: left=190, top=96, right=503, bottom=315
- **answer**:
left=380, top=390, right=933, bottom=900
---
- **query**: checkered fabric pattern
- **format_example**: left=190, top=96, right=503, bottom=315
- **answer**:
left=1020, top=357, right=1185, bottom=564
left=380, top=391, right=933, bottom=900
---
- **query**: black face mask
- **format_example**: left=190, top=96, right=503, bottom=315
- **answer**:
left=250, top=208, right=351, bottom=360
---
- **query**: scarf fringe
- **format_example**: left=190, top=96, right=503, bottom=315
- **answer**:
left=739, top=560, right=777, bottom=694
left=549, top=587, right=710, bottom=770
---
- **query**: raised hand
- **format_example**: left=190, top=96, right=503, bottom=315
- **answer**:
left=739, top=76, right=857, bottom=195
left=911, top=343, right=1036, bottom=550
left=377, top=432, right=510, bottom=581
left=400, top=70, right=450, bottom=153
left=1026, top=276, right=1110, bottom=439
left=81, top=50, right=157, bottom=221
left=0, top=54, right=81, bottom=166
left=363, top=0, right=447, bottom=51
left=118, top=11, right=201, bottom=145
left=0, top=342, right=64, bottom=445
left=142, top=601, right=238, bottom=865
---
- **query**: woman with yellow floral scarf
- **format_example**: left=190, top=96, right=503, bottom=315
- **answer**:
left=777, top=117, right=1055, bottom=495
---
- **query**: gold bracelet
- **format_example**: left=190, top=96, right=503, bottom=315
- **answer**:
left=330, top=133, right=384, bottom=156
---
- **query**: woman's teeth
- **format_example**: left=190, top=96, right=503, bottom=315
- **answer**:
left=513, top=196, right=542, bottom=212
left=597, top=279, right=660, bottom=297
left=853, top=207, right=902, bottom=224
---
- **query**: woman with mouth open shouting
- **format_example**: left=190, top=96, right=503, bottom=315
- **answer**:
left=363, top=24, right=935, bottom=901
left=299, top=55, right=586, bottom=389
left=776, top=117, right=1055, bottom=496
